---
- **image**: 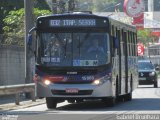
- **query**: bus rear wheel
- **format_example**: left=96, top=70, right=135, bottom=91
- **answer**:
left=102, top=97, right=115, bottom=107
left=124, top=93, right=132, bottom=101
left=46, top=97, right=57, bottom=109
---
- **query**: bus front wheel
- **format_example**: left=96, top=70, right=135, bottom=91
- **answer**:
left=46, top=97, right=57, bottom=109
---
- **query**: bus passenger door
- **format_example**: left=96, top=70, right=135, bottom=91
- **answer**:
left=118, top=30, right=128, bottom=95
left=120, top=30, right=128, bottom=95
left=123, top=31, right=128, bottom=93
left=117, top=30, right=122, bottom=95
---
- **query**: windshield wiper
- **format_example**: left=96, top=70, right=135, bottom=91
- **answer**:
left=78, top=36, right=81, bottom=57
left=64, top=38, right=68, bottom=58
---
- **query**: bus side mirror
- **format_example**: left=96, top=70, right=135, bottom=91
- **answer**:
left=27, top=27, right=36, bottom=46
left=27, top=27, right=36, bottom=55
left=113, top=37, right=119, bottom=49
left=27, top=33, right=32, bottom=46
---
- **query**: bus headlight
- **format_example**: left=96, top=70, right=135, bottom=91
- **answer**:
left=92, top=77, right=110, bottom=85
left=44, top=79, right=51, bottom=85
left=149, top=72, right=155, bottom=76
left=93, top=79, right=101, bottom=85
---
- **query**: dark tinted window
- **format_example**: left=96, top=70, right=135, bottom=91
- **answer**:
left=138, top=62, right=154, bottom=69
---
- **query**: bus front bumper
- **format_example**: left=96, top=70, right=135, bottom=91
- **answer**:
left=36, top=81, right=113, bottom=98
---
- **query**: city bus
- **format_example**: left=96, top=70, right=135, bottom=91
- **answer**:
left=28, top=12, right=138, bottom=109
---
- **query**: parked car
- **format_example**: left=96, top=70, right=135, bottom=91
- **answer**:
left=138, top=60, right=158, bottom=88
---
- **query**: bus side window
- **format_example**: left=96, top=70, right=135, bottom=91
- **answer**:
left=111, top=36, right=119, bottom=57
left=113, top=37, right=119, bottom=49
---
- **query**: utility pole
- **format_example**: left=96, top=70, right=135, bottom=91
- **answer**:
left=24, top=0, right=34, bottom=87
left=148, top=0, right=154, bottom=12
left=148, top=0, right=154, bottom=58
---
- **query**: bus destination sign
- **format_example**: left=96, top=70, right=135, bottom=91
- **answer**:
left=49, top=19, right=96, bottom=27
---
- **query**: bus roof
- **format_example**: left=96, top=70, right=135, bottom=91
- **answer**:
left=37, top=12, right=107, bottom=20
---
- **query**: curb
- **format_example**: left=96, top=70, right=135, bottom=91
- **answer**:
left=0, top=99, right=45, bottom=112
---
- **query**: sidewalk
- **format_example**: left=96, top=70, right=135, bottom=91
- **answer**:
left=0, top=95, right=45, bottom=111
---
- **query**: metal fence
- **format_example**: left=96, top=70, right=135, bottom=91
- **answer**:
left=0, top=45, right=25, bottom=86
left=0, top=83, right=35, bottom=105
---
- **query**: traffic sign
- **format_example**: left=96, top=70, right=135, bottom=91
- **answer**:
left=137, top=43, right=144, bottom=56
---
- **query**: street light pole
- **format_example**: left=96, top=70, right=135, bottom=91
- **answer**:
left=148, top=0, right=154, bottom=58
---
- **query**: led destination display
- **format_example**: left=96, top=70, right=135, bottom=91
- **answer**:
left=37, top=17, right=108, bottom=29
left=50, top=19, right=96, bottom=27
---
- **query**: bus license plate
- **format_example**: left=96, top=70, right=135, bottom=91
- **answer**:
left=65, top=88, right=79, bottom=93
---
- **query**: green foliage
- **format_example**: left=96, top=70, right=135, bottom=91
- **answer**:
left=137, top=29, right=156, bottom=46
left=34, top=8, right=52, bottom=17
left=0, top=0, right=50, bottom=34
left=3, top=8, right=51, bottom=46
left=34, top=0, right=50, bottom=10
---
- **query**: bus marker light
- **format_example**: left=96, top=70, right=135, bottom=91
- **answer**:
left=43, top=76, right=64, bottom=82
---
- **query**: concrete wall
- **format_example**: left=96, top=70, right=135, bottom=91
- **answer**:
left=0, top=45, right=25, bottom=85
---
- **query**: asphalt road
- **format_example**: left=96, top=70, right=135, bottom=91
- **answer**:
left=1, top=84, right=160, bottom=120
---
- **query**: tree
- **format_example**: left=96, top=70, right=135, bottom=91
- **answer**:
left=2, top=8, right=51, bottom=46
left=0, top=0, right=50, bottom=34
left=68, top=0, right=75, bottom=11
left=137, top=29, right=157, bottom=46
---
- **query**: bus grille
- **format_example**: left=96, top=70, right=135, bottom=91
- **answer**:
left=51, top=90, right=93, bottom=95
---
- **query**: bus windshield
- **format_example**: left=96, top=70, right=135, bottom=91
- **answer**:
left=38, top=32, right=110, bottom=67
